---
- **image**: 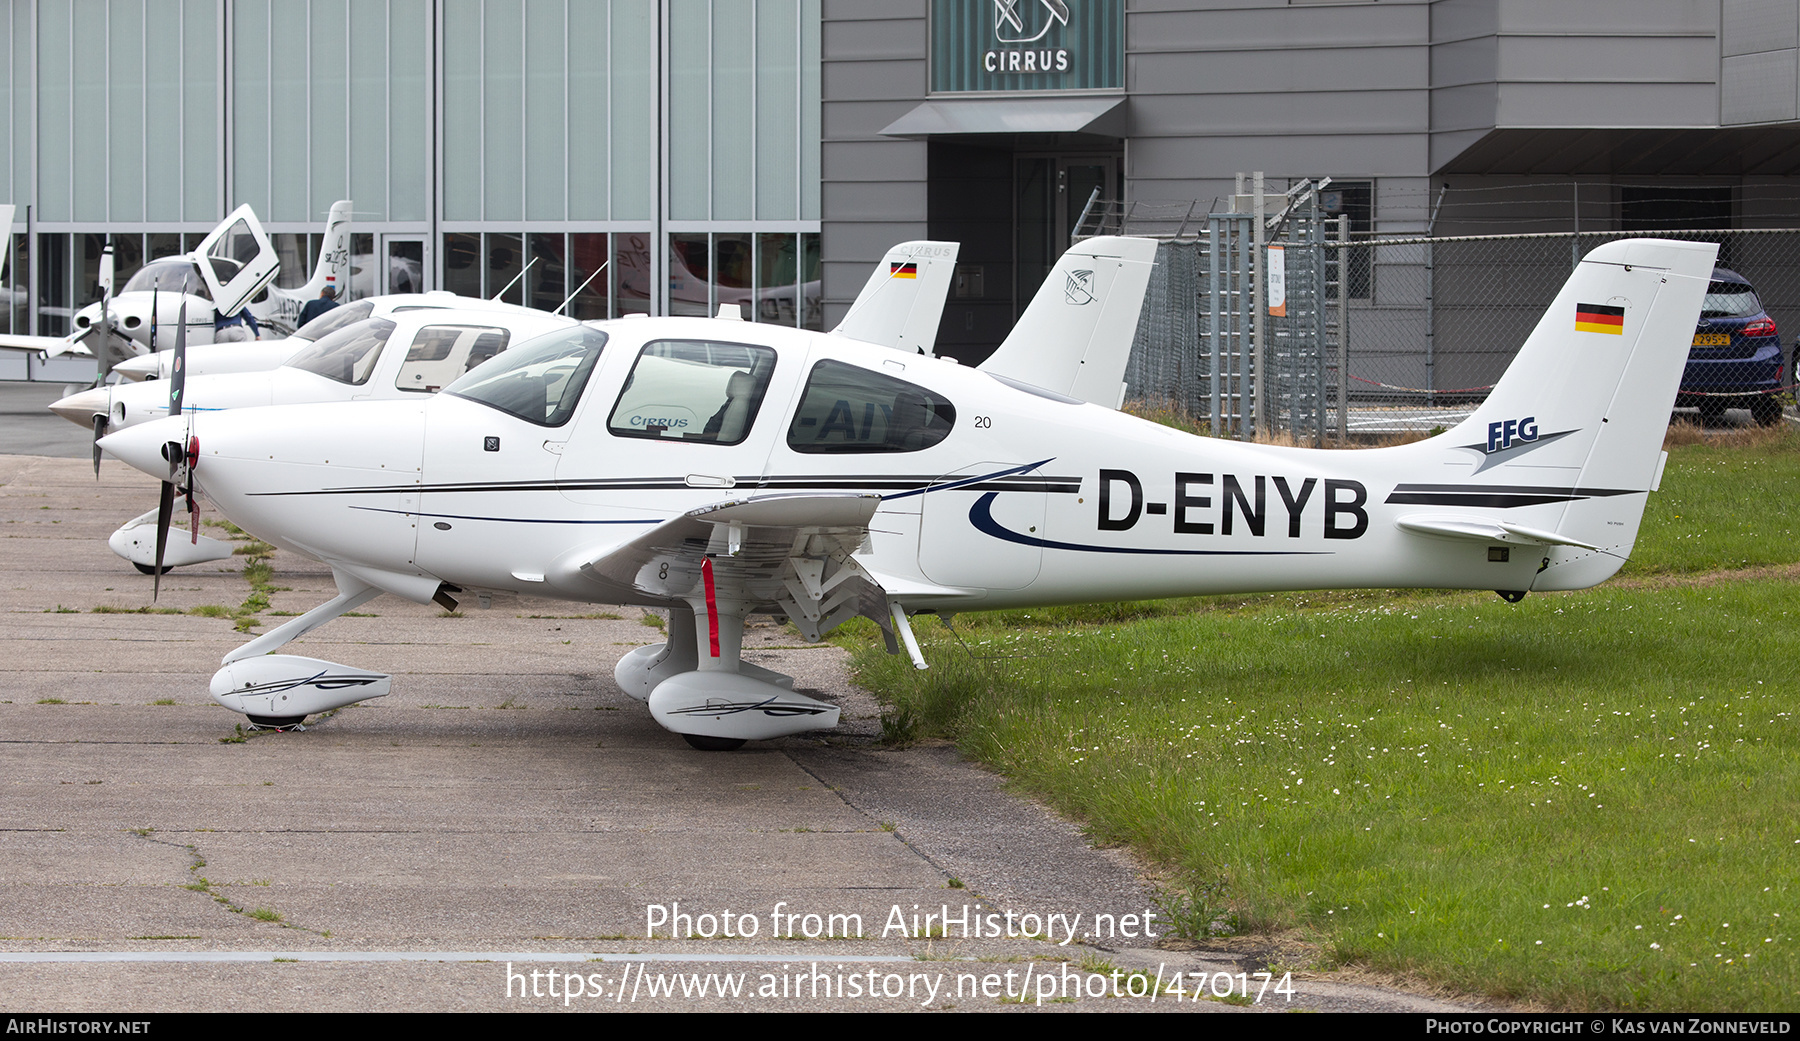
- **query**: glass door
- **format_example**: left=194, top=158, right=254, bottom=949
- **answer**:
left=380, top=234, right=429, bottom=295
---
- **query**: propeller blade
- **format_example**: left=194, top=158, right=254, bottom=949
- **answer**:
left=91, top=413, right=107, bottom=479
left=169, top=301, right=187, bottom=418
left=152, top=477, right=174, bottom=601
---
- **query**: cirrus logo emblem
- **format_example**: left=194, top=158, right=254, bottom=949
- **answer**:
left=1064, top=269, right=1095, bottom=305
left=993, top=0, right=1069, bottom=43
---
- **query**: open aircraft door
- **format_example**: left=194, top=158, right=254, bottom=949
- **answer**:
left=194, top=204, right=279, bottom=317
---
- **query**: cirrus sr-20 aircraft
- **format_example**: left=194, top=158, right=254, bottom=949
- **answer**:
left=99, top=237, right=1714, bottom=751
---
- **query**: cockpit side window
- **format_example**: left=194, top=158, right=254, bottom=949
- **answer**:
left=284, top=318, right=396, bottom=385
left=787, top=359, right=956, bottom=454
left=607, top=340, right=776, bottom=446
left=444, top=325, right=608, bottom=426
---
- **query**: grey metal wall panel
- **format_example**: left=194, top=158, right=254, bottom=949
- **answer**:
left=1129, top=133, right=1431, bottom=181
left=1429, top=126, right=1495, bottom=172
left=1723, top=0, right=1798, bottom=56
left=1432, top=83, right=1500, bottom=133
left=822, top=0, right=929, bottom=315
left=1496, top=81, right=1720, bottom=127
left=822, top=99, right=925, bottom=141
left=823, top=180, right=929, bottom=221
left=1130, top=45, right=1427, bottom=95
left=1495, top=34, right=1718, bottom=83
left=1496, top=0, right=1718, bottom=35
left=1431, top=35, right=1498, bottom=88
left=823, top=0, right=923, bottom=21
left=823, top=17, right=926, bottom=60
left=1432, top=0, right=1500, bottom=44
left=1127, top=90, right=1430, bottom=136
left=821, top=139, right=928, bottom=181
left=1723, top=49, right=1800, bottom=123
left=823, top=58, right=925, bottom=101
left=1128, top=3, right=1429, bottom=53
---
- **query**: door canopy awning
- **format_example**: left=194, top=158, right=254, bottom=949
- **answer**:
left=881, top=95, right=1126, bottom=139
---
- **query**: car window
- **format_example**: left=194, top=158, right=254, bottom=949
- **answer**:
left=608, top=340, right=776, bottom=445
left=395, top=325, right=510, bottom=393
left=284, top=318, right=396, bottom=386
left=787, top=359, right=956, bottom=454
left=445, top=325, right=607, bottom=427
left=1702, top=281, right=1762, bottom=319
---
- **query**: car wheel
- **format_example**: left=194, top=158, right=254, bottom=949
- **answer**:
left=1752, top=396, right=1784, bottom=427
left=1698, top=399, right=1727, bottom=426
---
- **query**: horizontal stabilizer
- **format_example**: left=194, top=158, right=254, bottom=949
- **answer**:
left=1396, top=514, right=1599, bottom=552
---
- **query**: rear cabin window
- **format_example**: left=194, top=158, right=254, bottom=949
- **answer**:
left=786, top=359, right=956, bottom=454
left=395, top=325, right=509, bottom=393
left=608, top=340, right=776, bottom=445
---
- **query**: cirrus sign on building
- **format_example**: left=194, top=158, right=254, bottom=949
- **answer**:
left=931, top=0, right=1123, bottom=93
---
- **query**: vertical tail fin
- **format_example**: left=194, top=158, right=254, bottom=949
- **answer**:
left=831, top=241, right=959, bottom=355
left=1418, top=238, right=1716, bottom=589
left=297, top=200, right=353, bottom=300
left=978, top=236, right=1158, bottom=408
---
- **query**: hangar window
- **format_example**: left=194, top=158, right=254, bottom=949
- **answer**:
left=608, top=340, right=777, bottom=445
left=787, top=360, right=956, bottom=454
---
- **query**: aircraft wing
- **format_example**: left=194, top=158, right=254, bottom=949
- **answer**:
left=575, top=492, right=895, bottom=642
left=0, top=333, right=90, bottom=358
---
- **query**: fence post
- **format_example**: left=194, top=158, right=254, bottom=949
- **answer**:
left=1253, top=172, right=1267, bottom=438
left=1336, top=215, right=1349, bottom=445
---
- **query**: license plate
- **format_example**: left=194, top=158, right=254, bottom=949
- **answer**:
left=1692, top=333, right=1730, bottom=346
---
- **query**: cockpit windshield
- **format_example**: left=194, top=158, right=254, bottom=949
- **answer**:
left=445, top=326, right=608, bottom=427
left=283, top=318, right=397, bottom=385
left=120, top=260, right=209, bottom=298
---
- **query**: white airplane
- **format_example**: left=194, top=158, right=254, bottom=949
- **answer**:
left=0, top=201, right=352, bottom=382
left=114, top=233, right=1588, bottom=754
left=92, top=305, right=585, bottom=574
left=63, top=239, right=974, bottom=574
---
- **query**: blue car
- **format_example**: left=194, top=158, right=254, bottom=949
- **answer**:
left=1677, top=267, right=1785, bottom=426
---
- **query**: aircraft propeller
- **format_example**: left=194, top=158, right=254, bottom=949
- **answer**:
left=149, top=300, right=195, bottom=600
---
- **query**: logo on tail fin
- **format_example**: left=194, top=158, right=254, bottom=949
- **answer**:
left=1064, top=269, right=1094, bottom=305
left=1459, top=416, right=1580, bottom=473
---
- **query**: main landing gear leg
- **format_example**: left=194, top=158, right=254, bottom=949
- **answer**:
left=633, top=572, right=842, bottom=750
left=209, top=571, right=392, bottom=728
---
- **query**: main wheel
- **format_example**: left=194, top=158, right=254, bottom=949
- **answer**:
left=245, top=714, right=308, bottom=730
left=1751, top=396, right=1783, bottom=427
left=681, top=733, right=747, bottom=752
left=132, top=562, right=169, bottom=575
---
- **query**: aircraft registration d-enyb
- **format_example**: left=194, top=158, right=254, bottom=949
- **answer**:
left=0, top=200, right=352, bottom=382
left=100, top=237, right=1713, bottom=751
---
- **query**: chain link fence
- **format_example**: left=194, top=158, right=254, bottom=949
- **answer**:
left=1117, top=199, right=1800, bottom=440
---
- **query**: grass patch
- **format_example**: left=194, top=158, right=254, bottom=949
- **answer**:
left=845, top=438, right=1800, bottom=1011
left=90, top=605, right=183, bottom=614
left=1627, top=426, right=1800, bottom=575
left=853, top=580, right=1800, bottom=1011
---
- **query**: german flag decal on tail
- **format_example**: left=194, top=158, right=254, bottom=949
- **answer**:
left=1575, top=302, right=1625, bottom=335
left=890, top=262, right=918, bottom=279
